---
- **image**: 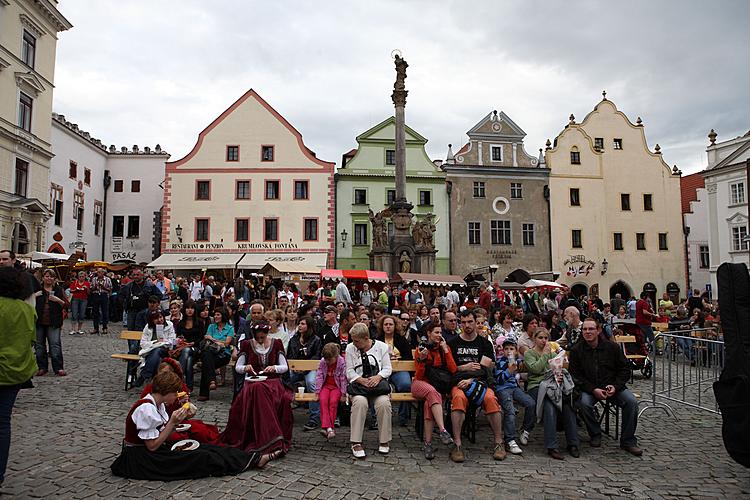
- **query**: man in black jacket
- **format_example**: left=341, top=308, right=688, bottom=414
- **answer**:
left=569, top=317, right=643, bottom=456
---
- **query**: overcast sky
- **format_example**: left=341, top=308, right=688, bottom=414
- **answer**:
left=53, top=0, right=750, bottom=175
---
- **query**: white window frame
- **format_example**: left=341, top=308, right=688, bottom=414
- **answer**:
left=468, top=221, right=481, bottom=246
left=699, top=245, right=709, bottom=269
left=522, top=223, right=535, bottom=246
left=490, top=220, right=511, bottom=245
left=731, top=225, right=748, bottom=252
left=510, top=182, right=523, bottom=200
left=490, top=144, right=503, bottom=162
left=473, top=181, right=486, bottom=198
left=730, top=181, right=746, bottom=205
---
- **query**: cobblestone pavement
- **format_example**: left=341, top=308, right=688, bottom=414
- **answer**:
left=3, top=324, right=749, bottom=499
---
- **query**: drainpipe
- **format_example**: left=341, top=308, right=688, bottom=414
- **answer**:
left=544, top=184, right=552, bottom=273
left=101, top=169, right=111, bottom=260
left=446, top=180, right=453, bottom=274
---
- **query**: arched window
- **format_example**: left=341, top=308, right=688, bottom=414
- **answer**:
left=570, top=146, right=581, bottom=165
left=13, top=223, right=29, bottom=255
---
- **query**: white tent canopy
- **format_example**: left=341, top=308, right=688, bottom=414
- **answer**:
left=147, top=253, right=244, bottom=270
left=29, top=251, right=74, bottom=262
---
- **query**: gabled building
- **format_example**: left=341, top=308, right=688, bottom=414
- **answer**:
left=545, top=94, right=684, bottom=302
left=681, top=173, right=710, bottom=297
left=335, top=117, right=450, bottom=273
left=154, top=89, right=334, bottom=273
left=701, top=129, right=750, bottom=294
left=443, top=110, right=550, bottom=278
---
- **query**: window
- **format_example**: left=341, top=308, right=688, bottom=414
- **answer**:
left=114, top=180, right=123, bottom=192
left=304, top=218, right=318, bottom=241
left=265, top=180, right=280, bottom=200
left=699, top=245, right=710, bottom=269
left=94, top=213, right=101, bottom=236
left=730, top=182, right=746, bottom=205
left=386, top=189, right=396, bottom=205
left=613, top=232, right=624, bottom=250
left=235, top=180, right=250, bottom=200
left=69, top=161, right=77, bottom=179
left=195, top=218, right=209, bottom=241
left=264, top=218, right=278, bottom=241
left=385, top=150, right=395, bottom=166
left=294, top=180, right=309, bottom=200
left=621, top=193, right=631, bottom=211
left=643, top=193, right=653, bottom=211
left=261, top=145, right=274, bottom=162
left=659, top=233, right=668, bottom=250
left=131, top=180, right=141, bottom=193
left=127, top=216, right=140, bottom=238
left=354, top=189, right=367, bottom=205
left=473, top=182, right=486, bottom=198
left=14, top=159, right=28, bottom=197
left=83, top=168, right=91, bottom=186
left=510, top=183, right=522, bottom=199
left=54, top=200, right=63, bottom=226
left=226, top=146, right=239, bottom=162
left=570, top=188, right=581, bottom=206
left=570, top=151, right=581, bottom=164
left=418, top=190, right=431, bottom=206
left=74, top=206, right=83, bottom=230
left=572, top=229, right=582, bottom=248
left=491, top=146, right=503, bottom=162
left=112, top=216, right=124, bottom=237
left=195, top=180, right=210, bottom=200
left=594, top=137, right=604, bottom=150
left=613, top=138, right=623, bottom=150
left=354, top=223, right=368, bottom=245
left=235, top=218, right=249, bottom=241
left=636, top=232, right=646, bottom=250
left=22, top=30, right=36, bottom=68
left=468, top=222, right=481, bottom=245
left=491, top=220, right=511, bottom=245
left=732, top=226, right=748, bottom=251
left=18, top=93, right=32, bottom=132
left=522, top=223, right=535, bottom=246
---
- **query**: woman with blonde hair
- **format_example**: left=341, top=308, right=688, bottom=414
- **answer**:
left=266, top=309, right=290, bottom=351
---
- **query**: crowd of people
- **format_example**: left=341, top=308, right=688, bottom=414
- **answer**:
left=0, top=249, right=720, bottom=483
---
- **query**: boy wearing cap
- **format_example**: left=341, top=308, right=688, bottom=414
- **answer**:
left=494, top=340, right=536, bottom=454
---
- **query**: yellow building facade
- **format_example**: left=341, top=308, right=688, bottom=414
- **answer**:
left=546, top=96, right=685, bottom=301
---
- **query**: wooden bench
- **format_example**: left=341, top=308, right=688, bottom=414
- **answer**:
left=111, top=330, right=142, bottom=390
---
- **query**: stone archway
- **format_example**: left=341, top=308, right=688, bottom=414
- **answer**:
left=570, top=283, right=588, bottom=298
left=12, top=223, right=30, bottom=255
left=609, top=280, right=633, bottom=301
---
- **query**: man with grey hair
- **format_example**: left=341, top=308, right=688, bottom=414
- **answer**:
left=561, top=306, right=582, bottom=349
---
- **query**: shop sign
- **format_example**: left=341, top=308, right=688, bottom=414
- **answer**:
left=563, top=255, right=595, bottom=277
left=485, top=248, right=517, bottom=265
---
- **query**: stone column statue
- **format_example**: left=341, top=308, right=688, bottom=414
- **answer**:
left=400, top=251, right=411, bottom=273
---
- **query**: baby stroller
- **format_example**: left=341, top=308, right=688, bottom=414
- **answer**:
left=611, top=318, right=653, bottom=379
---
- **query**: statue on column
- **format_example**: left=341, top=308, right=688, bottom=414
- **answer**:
left=392, top=54, right=408, bottom=108
left=369, top=208, right=389, bottom=249
left=412, top=214, right=436, bottom=250
left=400, top=251, right=411, bottom=273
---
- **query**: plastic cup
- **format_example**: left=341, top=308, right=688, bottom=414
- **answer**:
left=297, top=387, right=305, bottom=395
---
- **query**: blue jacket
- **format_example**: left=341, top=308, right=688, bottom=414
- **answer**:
left=493, top=355, right=519, bottom=391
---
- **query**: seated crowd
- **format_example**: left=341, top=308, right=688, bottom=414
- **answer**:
left=113, top=273, right=650, bottom=480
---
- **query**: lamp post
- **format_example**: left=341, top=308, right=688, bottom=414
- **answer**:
left=341, top=229, right=348, bottom=248
left=175, top=224, right=183, bottom=243
left=489, top=264, right=499, bottom=283
left=601, top=258, right=608, bottom=275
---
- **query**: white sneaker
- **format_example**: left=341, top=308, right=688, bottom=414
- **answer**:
left=507, top=440, right=523, bottom=455
left=378, top=444, right=390, bottom=454
left=519, top=430, right=530, bottom=446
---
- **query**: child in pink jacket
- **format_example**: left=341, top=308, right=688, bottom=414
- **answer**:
left=315, top=343, right=348, bottom=439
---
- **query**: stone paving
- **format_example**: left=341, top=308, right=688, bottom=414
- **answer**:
left=3, top=324, right=749, bottom=499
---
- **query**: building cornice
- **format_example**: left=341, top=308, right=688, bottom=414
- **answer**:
left=0, top=118, right=53, bottom=159
left=443, top=165, right=549, bottom=177
left=19, top=13, right=45, bottom=37
left=29, top=0, right=73, bottom=32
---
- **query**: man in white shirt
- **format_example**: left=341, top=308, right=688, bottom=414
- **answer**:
left=189, top=275, right=204, bottom=301
left=446, top=287, right=460, bottom=310
left=335, top=278, right=353, bottom=306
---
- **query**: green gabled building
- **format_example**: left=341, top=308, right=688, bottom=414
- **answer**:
left=334, top=117, right=450, bottom=273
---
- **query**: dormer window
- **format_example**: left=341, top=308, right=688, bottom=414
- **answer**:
left=594, top=138, right=604, bottom=150
left=570, top=148, right=581, bottom=165
left=261, top=145, right=274, bottom=162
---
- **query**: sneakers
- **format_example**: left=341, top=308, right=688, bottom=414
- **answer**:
left=519, top=430, right=530, bottom=446
left=423, top=442, right=435, bottom=460
left=493, top=443, right=507, bottom=461
left=334, top=417, right=341, bottom=428
left=506, top=440, right=523, bottom=455
left=303, top=421, right=317, bottom=432
left=449, top=445, right=465, bottom=463
left=55, top=370, right=67, bottom=377
left=438, top=429, right=454, bottom=446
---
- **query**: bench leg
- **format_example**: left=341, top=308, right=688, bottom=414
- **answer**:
left=125, top=363, right=131, bottom=391
left=414, top=402, right=424, bottom=441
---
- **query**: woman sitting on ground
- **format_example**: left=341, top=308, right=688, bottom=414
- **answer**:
left=221, top=321, right=293, bottom=454
left=411, top=321, right=456, bottom=459
left=138, top=310, right=176, bottom=385
left=111, top=369, right=279, bottom=480
left=197, top=308, right=234, bottom=401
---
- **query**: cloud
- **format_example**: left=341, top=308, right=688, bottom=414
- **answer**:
left=54, top=0, right=750, bottom=174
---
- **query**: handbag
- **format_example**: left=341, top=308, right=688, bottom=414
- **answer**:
left=346, top=347, right=392, bottom=397
left=425, top=349, right=453, bottom=394
left=200, top=339, right=223, bottom=355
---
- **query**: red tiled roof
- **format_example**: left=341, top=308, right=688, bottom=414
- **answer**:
left=456, top=143, right=469, bottom=155
left=680, top=173, right=705, bottom=214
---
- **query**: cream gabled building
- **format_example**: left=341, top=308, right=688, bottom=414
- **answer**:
left=545, top=94, right=685, bottom=302
left=154, top=89, right=334, bottom=273
left=0, top=0, right=71, bottom=254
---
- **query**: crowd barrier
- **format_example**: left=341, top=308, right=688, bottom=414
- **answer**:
left=639, top=328, right=723, bottom=418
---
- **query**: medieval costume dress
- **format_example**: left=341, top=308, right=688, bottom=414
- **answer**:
left=110, top=394, right=260, bottom=481
left=220, top=338, right=294, bottom=453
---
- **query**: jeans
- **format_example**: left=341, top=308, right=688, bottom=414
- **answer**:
left=528, top=387, right=579, bottom=450
left=290, top=371, right=320, bottom=424
left=498, top=386, right=536, bottom=442
left=0, top=387, right=20, bottom=484
left=35, top=326, right=63, bottom=372
left=178, top=347, right=197, bottom=390
left=70, top=298, right=87, bottom=322
left=90, top=294, right=109, bottom=331
left=199, top=350, right=230, bottom=397
left=578, top=389, right=638, bottom=447
left=676, top=337, right=695, bottom=360
left=141, top=347, right=168, bottom=381
left=638, top=324, right=654, bottom=347
left=390, top=371, right=412, bottom=423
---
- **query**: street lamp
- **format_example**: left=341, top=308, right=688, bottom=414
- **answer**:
left=175, top=224, right=183, bottom=243
left=340, top=229, right=348, bottom=248
left=489, top=264, right=499, bottom=283
left=601, top=258, right=608, bottom=275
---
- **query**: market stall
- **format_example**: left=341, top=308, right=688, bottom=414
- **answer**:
left=392, top=272, right=466, bottom=288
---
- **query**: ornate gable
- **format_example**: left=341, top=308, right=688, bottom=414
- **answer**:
left=15, top=71, right=46, bottom=96
left=467, top=110, right=526, bottom=140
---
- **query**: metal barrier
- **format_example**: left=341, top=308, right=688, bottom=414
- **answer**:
left=639, top=328, right=723, bottom=418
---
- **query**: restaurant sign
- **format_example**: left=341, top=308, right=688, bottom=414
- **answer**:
left=563, top=255, right=595, bottom=277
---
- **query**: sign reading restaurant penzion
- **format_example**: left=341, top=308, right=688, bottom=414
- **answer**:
left=169, top=242, right=301, bottom=250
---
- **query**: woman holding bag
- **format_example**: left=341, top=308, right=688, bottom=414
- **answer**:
left=411, top=321, right=455, bottom=459
left=345, top=323, right=392, bottom=459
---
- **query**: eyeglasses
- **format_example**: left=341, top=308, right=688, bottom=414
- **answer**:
left=400, top=317, right=409, bottom=321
